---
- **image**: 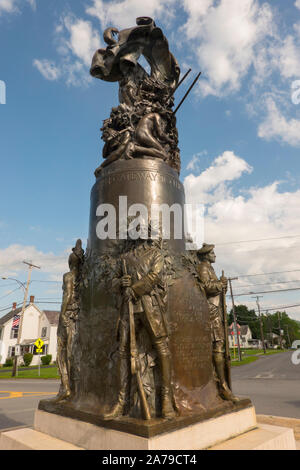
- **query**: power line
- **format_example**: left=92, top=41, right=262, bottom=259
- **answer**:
left=0, top=301, right=23, bottom=313
left=31, top=280, right=61, bottom=284
left=230, top=286, right=300, bottom=297
left=0, top=286, right=23, bottom=301
left=236, top=279, right=300, bottom=288
left=34, top=298, right=62, bottom=301
left=260, top=303, right=300, bottom=312
left=217, top=235, right=300, bottom=246
left=0, top=283, right=22, bottom=289
left=233, top=269, right=300, bottom=278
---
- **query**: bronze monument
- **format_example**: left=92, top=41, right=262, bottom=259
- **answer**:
left=39, top=16, right=251, bottom=438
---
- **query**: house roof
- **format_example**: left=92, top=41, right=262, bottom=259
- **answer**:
left=0, top=306, right=60, bottom=327
left=240, top=325, right=249, bottom=335
left=229, top=324, right=250, bottom=336
left=20, top=339, right=38, bottom=345
left=0, top=307, right=23, bottom=326
left=43, top=310, right=60, bottom=326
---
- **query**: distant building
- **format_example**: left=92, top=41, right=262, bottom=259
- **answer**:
left=0, top=296, right=59, bottom=365
left=228, top=323, right=262, bottom=349
left=266, top=332, right=286, bottom=349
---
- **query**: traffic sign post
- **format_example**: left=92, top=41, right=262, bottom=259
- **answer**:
left=34, top=339, right=44, bottom=377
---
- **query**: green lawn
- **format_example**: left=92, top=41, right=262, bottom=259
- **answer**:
left=230, top=348, right=287, bottom=366
left=230, top=348, right=286, bottom=359
left=231, top=356, right=260, bottom=367
left=0, top=367, right=60, bottom=379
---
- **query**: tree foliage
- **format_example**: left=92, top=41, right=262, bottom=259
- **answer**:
left=228, top=304, right=300, bottom=346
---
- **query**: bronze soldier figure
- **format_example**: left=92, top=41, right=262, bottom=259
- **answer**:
left=54, top=240, right=84, bottom=402
left=196, top=243, right=239, bottom=402
left=104, top=232, right=176, bottom=420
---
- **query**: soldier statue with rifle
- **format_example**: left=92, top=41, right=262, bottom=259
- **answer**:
left=196, top=243, right=239, bottom=402
left=103, top=225, right=176, bottom=420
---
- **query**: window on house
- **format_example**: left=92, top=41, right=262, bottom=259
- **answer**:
left=21, top=345, right=31, bottom=355
left=8, top=346, right=15, bottom=357
left=10, top=328, right=18, bottom=339
left=41, top=327, right=47, bottom=338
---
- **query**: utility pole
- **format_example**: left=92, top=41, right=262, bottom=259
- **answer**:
left=12, top=261, right=41, bottom=377
left=278, top=312, right=283, bottom=349
left=285, top=325, right=291, bottom=348
left=228, top=277, right=242, bottom=362
left=253, top=296, right=266, bottom=354
left=266, top=310, right=272, bottom=348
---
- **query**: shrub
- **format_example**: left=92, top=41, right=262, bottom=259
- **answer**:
left=41, top=354, right=52, bottom=366
left=23, top=353, right=33, bottom=367
left=4, top=357, right=13, bottom=367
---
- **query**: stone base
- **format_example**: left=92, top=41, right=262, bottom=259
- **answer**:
left=0, top=428, right=82, bottom=450
left=257, top=415, right=300, bottom=441
left=37, top=406, right=256, bottom=450
left=209, top=424, right=296, bottom=450
left=38, top=397, right=252, bottom=438
left=1, top=406, right=297, bottom=450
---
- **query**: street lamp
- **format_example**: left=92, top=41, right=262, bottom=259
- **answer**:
left=1, top=277, right=26, bottom=292
left=1, top=277, right=27, bottom=375
left=2, top=262, right=40, bottom=377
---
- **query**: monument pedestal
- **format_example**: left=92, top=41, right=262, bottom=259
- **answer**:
left=0, top=404, right=296, bottom=450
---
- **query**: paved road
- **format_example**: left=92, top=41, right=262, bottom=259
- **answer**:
left=0, top=379, right=59, bottom=431
left=0, top=352, right=299, bottom=432
left=232, top=351, right=300, bottom=418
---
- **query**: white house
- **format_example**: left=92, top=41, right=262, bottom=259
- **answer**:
left=228, top=323, right=262, bottom=349
left=0, top=296, right=59, bottom=366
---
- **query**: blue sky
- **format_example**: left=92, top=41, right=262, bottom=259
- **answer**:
left=0, top=0, right=300, bottom=321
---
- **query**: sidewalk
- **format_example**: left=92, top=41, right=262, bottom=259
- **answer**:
left=257, top=415, right=300, bottom=449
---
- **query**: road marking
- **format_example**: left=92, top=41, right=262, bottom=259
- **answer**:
left=0, top=391, right=56, bottom=400
left=4, top=408, right=37, bottom=414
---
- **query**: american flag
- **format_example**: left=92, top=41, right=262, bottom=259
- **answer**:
left=12, top=314, right=20, bottom=330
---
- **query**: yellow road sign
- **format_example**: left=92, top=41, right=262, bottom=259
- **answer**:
left=36, top=348, right=43, bottom=353
left=34, top=338, right=44, bottom=349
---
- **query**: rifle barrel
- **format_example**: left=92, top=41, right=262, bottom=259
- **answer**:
left=174, top=71, right=202, bottom=115
left=169, top=68, right=192, bottom=98
left=122, top=257, right=151, bottom=420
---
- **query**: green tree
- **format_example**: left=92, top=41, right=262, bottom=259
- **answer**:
left=261, top=311, right=300, bottom=348
left=228, top=304, right=260, bottom=339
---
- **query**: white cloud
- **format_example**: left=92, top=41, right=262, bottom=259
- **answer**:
left=0, top=0, right=18, bottom=15
left=0, top=245, right=68, bottom=278
left=86, top=0, right=176, bottom=30
left=295, top=0, right=300, bottom=10
left=33, top=59, right=61, bottom=81
left=258, top=97, right=300, bottom=147
left=34, top=15, right=101, bottom=86
left=60, top=16, right=101, bottom=67
left=184, top=151, right=252, bottom=204
left=270, top=34, right=300, bottom=79
left=186, top=150, right=208, bottom=171
left=27, top=0, right=36, bottom=9
left=186, top=154, right=200, bottom=171
left=184, top=151, right=300, bottom=320
left=0, top=0, right=36, bottom=15
left=181, top=0, right=274, bottom=97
